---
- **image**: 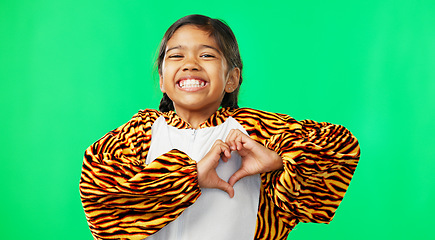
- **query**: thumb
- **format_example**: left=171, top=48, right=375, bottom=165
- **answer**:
left=228, top=168, right=249, bottom=187
left=216, top=178, right=235, bottom=198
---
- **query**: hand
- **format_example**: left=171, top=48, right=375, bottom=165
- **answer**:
left=225, top=129, right=283, bottom=186
left=197, top=140, right=235, bottom=198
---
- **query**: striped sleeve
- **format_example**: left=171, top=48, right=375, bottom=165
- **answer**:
left=263, top=118, right=360, bottom=223
left=79, top=111, right=201, bottom=239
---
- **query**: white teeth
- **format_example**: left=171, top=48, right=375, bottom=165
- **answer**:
left=179, top=79, right=205, bottom=88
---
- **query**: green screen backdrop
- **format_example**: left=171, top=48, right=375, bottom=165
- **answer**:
left=1, top=0, right=434, bottom=239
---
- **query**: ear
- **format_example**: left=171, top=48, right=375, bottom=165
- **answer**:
left=225, top=67, right=240, bottom=93
left=159, top=75, right=166, bottom=93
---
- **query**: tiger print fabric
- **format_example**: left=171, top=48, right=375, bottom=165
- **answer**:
left=80, top=107, right=360, bottom=240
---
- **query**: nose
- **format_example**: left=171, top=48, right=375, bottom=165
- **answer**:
left=182, top=56, right=201, bottom=71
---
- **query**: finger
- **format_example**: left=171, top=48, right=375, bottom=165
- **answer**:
left=211, top=140, right=229, bottom=157
left=217, top=140, right=231, bottom=162
left=201, top=141, right=227, bottom=169
left=220, top=149, right=230, bottom=162
left=235, top=131, right=259, bottom=153
left=216, top=178, right=235, bottom=198
left=221, top=154, right=228, bottom=162
left=225, top=129, right=237, bottom=151
left=228, top=168, right=250, bottom=187
left=221, top=148, right=232, bottom=162
left=231, top=130, right=245, bottom=151
left=212, top=139, right=225, bottom=149
left=209, top=140, right=222, bottom=156
left=225, top=129, right=241, bottom=151
left=235, top=134, right=244, bottom=151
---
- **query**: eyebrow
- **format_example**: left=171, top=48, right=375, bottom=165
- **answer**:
left=201, top=44, right=220, bottom=52
left=166, top=44, right=220, bottom=54
left=166, top=45, right=182, bottom=53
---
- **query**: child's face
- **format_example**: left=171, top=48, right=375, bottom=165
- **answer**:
left=160, top=25, right=239, bottom=116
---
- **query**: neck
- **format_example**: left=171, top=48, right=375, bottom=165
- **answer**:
left=174, top=106, right=220, bottom=129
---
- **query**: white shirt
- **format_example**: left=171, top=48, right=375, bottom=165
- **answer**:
left=145, top=116, right=261, bottom=240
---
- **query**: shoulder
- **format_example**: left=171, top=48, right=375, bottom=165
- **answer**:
left=232, top=108, right=346, bottom=131
left=231, top=108, right=299, bottom=127
left=230, top=108, right=302, bottom=138
left=106, top=109, right=163, bottom=136
left=136, top=109, right=163, bottom=122
left=89, top=109, right=163, bottom=152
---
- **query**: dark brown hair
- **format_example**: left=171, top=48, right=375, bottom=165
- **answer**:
left=157, top=14, right=243, bottom=112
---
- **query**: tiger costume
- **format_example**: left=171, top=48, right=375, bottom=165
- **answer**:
left=80, top=107, right=360, bottom=240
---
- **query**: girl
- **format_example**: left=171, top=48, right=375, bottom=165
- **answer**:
left=80, top=14, right=360, bottom=240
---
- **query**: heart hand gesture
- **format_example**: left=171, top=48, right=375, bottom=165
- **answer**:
left=197, top=129, right=283, bottom=197
left=197, top=139, right=235, bottom=198
left=225, top=129, right=283, bottom=186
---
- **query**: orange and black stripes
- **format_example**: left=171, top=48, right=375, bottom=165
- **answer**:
left=232, top=108, right=360, bottom=234
left=80, top=107, right=360, bottom=239
left=80, top=110, right=201, bottom=239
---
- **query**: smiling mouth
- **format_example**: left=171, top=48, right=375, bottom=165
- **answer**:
left=177, top=79, right=207, bottom=90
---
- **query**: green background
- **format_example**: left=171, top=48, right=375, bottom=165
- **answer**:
left=1, top=0, right=434, bottom=239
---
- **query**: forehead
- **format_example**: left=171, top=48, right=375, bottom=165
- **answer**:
left=167, top=25, right=219, bottom=49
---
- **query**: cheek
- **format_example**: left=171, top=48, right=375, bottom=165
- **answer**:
left=161, top=62, right=177, bottom=78
left=209, top=62, right=226, bottom=79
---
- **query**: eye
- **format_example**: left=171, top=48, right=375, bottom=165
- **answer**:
left=200, top=53, right=216, bottom=58
left=168, top=54, right=183, bottom=59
